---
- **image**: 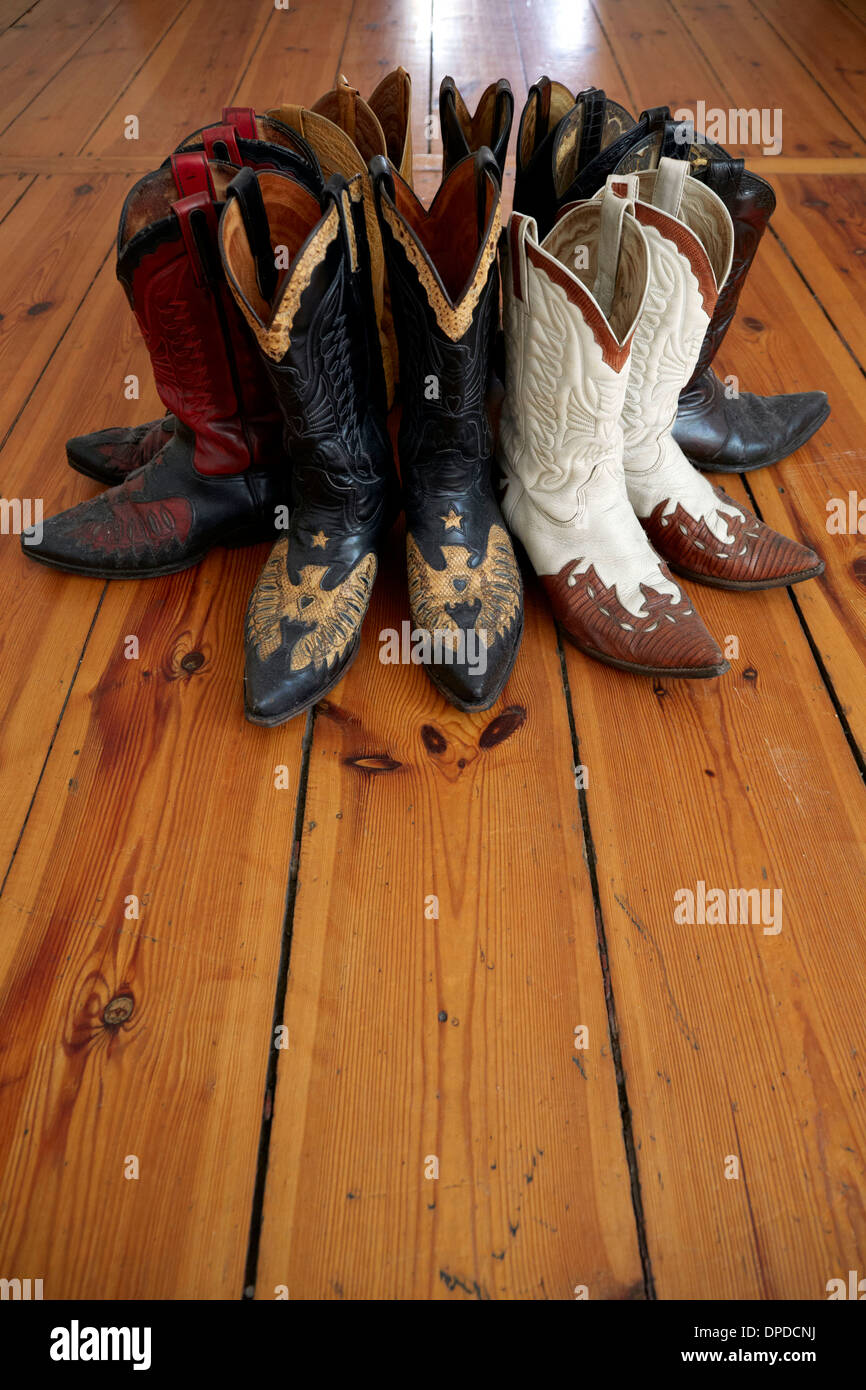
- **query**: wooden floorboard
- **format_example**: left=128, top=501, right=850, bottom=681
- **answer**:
left=0, top=0, right=863, bottom=1301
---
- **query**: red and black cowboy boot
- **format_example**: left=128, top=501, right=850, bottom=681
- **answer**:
left=219, top=167, right=398, bottom=725
left=28, top=153, right=292, bottom=578
left=514, top=83, right=829, bottom=472
left=371, top=149, right=523, bottom=711
left=65, top=108, right=323, bottom=486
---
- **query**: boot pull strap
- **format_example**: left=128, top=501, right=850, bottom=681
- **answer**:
left=201, top=124, right=242, bottom=167
left=473, top=145, right=500, bottom=244
left=170, top=151, right=217, bottom=202
left=593, top=174, right=638, bottom=319
left=577, top=88, right=608, bottom=170
left=369, top=153, right=396, bottom=219
left=493, top=79, right=514, bottom=143
left=638, top=105, right=671, bottom=129
left=226, top=167, right=278, bottom=302
left=651, top=156, right=689, bottom=218
left=530, top=78, right=552, bottom=144
left=221, top=106, right=258, bottom=140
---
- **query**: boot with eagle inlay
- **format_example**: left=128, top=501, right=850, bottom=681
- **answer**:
left=219, top=167, right=397, bottom=725
left=27, top=152, right=293, bottom=577
left=65, top=110, right=324, bottom=487
left=604, top=161, right=823, bottom=589
left=371, top=148, right=523, bottom=711
left=498, top=179, right=726, bottom=678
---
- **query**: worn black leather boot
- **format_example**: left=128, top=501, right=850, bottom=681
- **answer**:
left=371, top=149, right=523, bottom=711
left=65, top=108, right=323, bottom=486
left=439, top=76, right=514, bottom=178
left=219, top=167, right=398, bottom=725
left=514, top=83, right=830, bottom=472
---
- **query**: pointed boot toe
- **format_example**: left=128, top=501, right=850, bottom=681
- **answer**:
left=406, top=523, right=523, bottom=712
left=673, top=371, right=831, bottom=472
left=543, top=561, right=727, bottom=679
left=25, top=432, right=281, bottom=579
left=643, top=486, right=823, bottom=590
left=66, top=416, right=174, bottom=486
left=243, top=539, right=378, bottom=726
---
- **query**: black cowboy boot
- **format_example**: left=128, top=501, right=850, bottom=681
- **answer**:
left=28, top=154, right=296, bottom=577
left=268, top=70, right=414, bottom=407
left=219, top=167, right=398, bottom=725
left=66, top=109, right=323, bottom=486
left=439, top=76, right=514, bottom=178
left=371, top=149, right=523, bottom=711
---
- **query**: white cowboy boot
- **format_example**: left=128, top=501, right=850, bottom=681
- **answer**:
left=610, top=159, right=823, bottom=589
left=498, top=180, right=726, bottom=677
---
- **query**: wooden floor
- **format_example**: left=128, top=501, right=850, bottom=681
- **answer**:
left=0, top=0, right=864, bottom=1302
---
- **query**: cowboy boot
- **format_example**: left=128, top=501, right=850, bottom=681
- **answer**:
left=563, top=104, right=832, bottom=471
left=613, top=120, right=830, bottom=470
left=497, top=183, right=725, bottom=678
left=371, top=150, right=523, bottom=709
left=514, top=79, right=670, bottom=240
left=268, top=70, right=413, bottom=406
left=608, top=161, right=823, bottom=588
left=439, top=76, right=514, bottom=178
left=66, top=109, right=323, bottom=486
left=219, top=167, right=398, bottom=725
left=28, top=154, right=291, bottom=577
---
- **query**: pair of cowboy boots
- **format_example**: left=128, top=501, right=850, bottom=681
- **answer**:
left=514, top=81, right=830, bottom=472
left=27, top=123, right=324, bottom=579
left=30, top=76, right=409, bottom=590
left=65, top=107, right=326, bottom=487
left=29, top=72, right=523, bottom=719
left=64, top=72, right=414, bottom=489
left=225, top=77, right=520, bottom=720
left=498, top=159, right=823, bottom=678
left=216, top=144, right=522, bottom=723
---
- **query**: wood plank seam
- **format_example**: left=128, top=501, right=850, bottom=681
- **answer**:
left=242, top=706, right=316, bottom=1298
left=0, top=584, right=106, bottom=898
left=73, top=0, right=195, bottom=156
left=750, top=0, right=866, bottom=143
left=0, top=0, right=42, bottom=41
left=557, top=636, right=658, bottom=1299
left=742, top=472, right=866, bottom=777
left=587, top=0, right=638, bottom=111
left=0, top=227, right=115, bottom=451
left=0, top=0, right=125, bottom=139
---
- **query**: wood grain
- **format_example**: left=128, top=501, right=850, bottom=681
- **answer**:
left=0, top=0, right=864, bottom=1303
left=561, top=475, right=866, bottom=1297
left=254, top=528, right=644, bottom=1300
left=713, top=230, right=866, bottom=751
